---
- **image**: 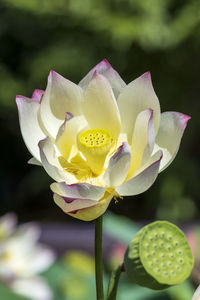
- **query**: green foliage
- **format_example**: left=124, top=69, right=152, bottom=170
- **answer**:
left=0, top=283, right=29, bottom=300
left=2, top=0, right=200, bottom=50
left=104, top=212, right=140, bottom=244
left=104, top=213, right=196, bottom=299
left=157, top=176, right=196, bottom=222
left=43, top=252, right=98, bottom=300
left=167, top=281, right=194, bottom=300
left=39, top=213, right=196, bottom=299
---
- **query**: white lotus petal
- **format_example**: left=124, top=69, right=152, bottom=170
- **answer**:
left=127, top=109, right=155, bottom=179
left=102, top=142, right=131, bottom=187
left=117, top=72, right=160, bottom=143
left=155, top=112, right=190, bottom=172
left=116, top=150, right=162, bottom=196
left=39, top=137, right=76, bottom=183
left=11, top=277, right=53, bottom=300
left=32, top=89, right=44, bottom=102
left=82, top=73, right=121, bottom=140
left=79, top=59, right=126, bottom=97
left=51, top=182, right=105, bottom=200
left=53, top=193, right=97, bottom=213
left=28, top=157, right=42, bottom=166
left=16, top=96, right=46, bottom=161
left=40, top=71, right=83, bottom=139
left=68, top=192, right=113, bottom=221
left=56, top=116, right=87, bottom=161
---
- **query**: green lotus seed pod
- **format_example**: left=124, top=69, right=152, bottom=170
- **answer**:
left=124, top=221, right=194, bottom=290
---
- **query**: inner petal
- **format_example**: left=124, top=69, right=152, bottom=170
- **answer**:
left=55, top=116, right=87, bottom=162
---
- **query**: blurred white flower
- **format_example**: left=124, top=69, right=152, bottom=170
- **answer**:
left=0, top=213, right=55, bottom=300
left=193, top=285, right=200, bottom=300
left=0, top=213, right=17, bottom=240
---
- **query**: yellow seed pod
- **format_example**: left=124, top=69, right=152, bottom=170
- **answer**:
left=78, top=128, right=112, bottom=175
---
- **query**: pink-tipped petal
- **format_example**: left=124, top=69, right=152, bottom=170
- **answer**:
left=116, top=150, right=162, bottom=196
left=50, top=182, right=106, bottom=201
left=32, top=89, right=44, bottom=103
left=67, top=192, right=113, bottom=221
left=53, top=193, right=98, bottom=214
left=79, top=59, right=126, bottom=97
left=40, top=70, right=83, bottom=139
left=82, top=73, right=121, bottom=140
left=117, top=72, right=160, bottom=143
left=102, top=142, right=132, bottom=188
left=16, top=96, right=46, bottom=162
left=65, top=112, right=74, bottom=121
left=39, top=137, right=76, bottom=183
left=155, top=111, right=191, bottom=172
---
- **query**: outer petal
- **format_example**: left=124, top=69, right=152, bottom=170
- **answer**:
left=68, top=192, right=113, bottom=221
left=79, top=59, right=126, bottom=97
left=53, top=193, right=98, bottom=213
left=82, top=73, right=121, bottom=140
left=28, top=157, right=42, bottom=166
left=102, top=142, right=132, bottom=188
left=16, top=96, right=46, bottom=161
left=32, top=89, right=44, bottom=102
left=116, top=150, right=162, bottom=196
left=39, top=137, right=76, bottom=184
left=51, top=182, right=106, bottom=201
left=117, top=72, right=160, bottom=143
left=40, top=71, right=83, bottom=139
left=55, top=116, right=87, bottom=161
left=155, top=112, right=190, bottom=172
left=127, top=109, right=155, bottom=180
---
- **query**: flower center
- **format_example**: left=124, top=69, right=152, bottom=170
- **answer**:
left=78, top=129, right=111, bottom=148
left=78, top=129, right=112, bottom=175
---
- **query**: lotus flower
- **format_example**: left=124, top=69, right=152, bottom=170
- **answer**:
left=16, top=59, right=190, bottom=221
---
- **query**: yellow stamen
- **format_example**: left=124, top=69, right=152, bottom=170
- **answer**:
left=114, top=192, right=123, bottom=203
left=78, top=129, right=112, bottom=175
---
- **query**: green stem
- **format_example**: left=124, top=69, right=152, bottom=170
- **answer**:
left=95, top=215, right=104, bottom=300
left=107, top=265, right=123, bottom=300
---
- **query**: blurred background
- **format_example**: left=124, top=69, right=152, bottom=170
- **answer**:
left=0, top=0, right=200, bottom=299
